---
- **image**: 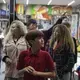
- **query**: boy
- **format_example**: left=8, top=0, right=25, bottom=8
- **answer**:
left=17, top=30, right=56, bottom=80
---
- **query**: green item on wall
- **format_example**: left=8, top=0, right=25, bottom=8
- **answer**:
left=31, top=5, right=35, bottom=15
left=48, top=6, right=52, bottom=15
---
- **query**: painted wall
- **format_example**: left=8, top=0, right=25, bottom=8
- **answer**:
left=16, top=5, right=72, bottom=20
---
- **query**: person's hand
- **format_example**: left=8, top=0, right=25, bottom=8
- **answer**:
left=31, top=70, right=38, bottom=76
left=62, top=12, right=68, bottom=16
left=6, top=58, right=12, bottom=65
left=24, top=66, right=35, bottom=73
left=24, top=66, right=38, bottom=76
left=61, top=12, right=68, bottom=19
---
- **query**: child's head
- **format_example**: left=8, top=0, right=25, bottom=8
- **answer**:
left=25, top=30, right=44, bottom=48
left=27, top=19, right=37, bottom=31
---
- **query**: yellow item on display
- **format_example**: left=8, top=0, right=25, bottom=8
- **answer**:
left=77, top=45, right=80, bottom=52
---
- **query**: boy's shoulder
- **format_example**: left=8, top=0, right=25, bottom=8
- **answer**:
left=40, top=50, right=50, bottom=56
left=20, top=49, right=29, bottom=57
left=40, top=50, right=48, bottom=53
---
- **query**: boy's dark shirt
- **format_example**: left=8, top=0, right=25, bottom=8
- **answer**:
left=17, top=49, right=54, bottom=80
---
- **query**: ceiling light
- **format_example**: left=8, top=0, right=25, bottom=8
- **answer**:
left=26, top=0, right=29, bottom=5
left=48, top=0, right=52, bottom=5
left=68, top=0, right=75, bottom=6
left=3, top=0, right=6, bottom=3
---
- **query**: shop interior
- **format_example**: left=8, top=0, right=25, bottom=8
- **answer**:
left=0, top=0, right=80, bottom=80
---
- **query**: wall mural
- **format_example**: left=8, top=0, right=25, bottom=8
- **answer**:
left=15, top=5, right=73, bottom=30
left=15, top=5, right=72, bottom=20
left=15, top=5, right=79, bottom=39
left=25, top=5, right=72, bottom=20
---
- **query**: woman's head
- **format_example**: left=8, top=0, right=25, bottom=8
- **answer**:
left=50, top=24, right=74, bottom=52
left=4, top=20, right=27, bottom=43
left=52, top=24, right=69, bottom=41
left=10, top=20, right=27, bottom=36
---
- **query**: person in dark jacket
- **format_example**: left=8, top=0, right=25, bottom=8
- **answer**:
left=50, top=24, right=75, bottom=80
left=63, top=22, right=77, bottom=63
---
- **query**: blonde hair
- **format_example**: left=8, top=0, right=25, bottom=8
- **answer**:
left=4, top=20, right=27, bottom=44
left=62, top=22, right=71, bottom=28
left=50, top=24, right=75, bottom=53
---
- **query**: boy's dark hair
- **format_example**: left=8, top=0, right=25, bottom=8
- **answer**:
left=25, top=30, right=44, bottom=46
left=27, top=19, right=37, bottom=27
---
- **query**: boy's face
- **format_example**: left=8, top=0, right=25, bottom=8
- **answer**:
left=32, top=37, right=44, bottom=49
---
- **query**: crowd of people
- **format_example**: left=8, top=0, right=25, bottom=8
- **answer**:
left=0, top=14, right=78, bottom=80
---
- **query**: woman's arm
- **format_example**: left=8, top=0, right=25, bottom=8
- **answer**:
left=2, top=46, right=12, bottom=64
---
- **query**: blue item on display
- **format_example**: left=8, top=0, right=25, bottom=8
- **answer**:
left=1, top=9, right=6, bottom=16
